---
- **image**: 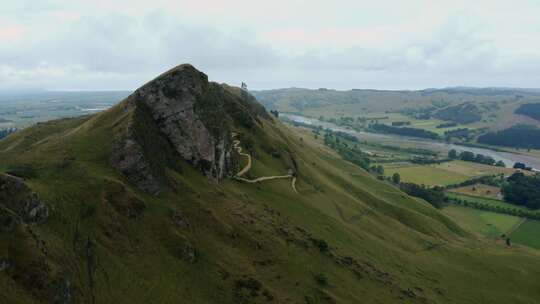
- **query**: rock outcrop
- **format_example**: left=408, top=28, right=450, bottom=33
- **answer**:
left=110, top=128, right=161, bottom=196
left=0, top=173, right=49, bottom=229
left=111, top=64, right=268, bottom=195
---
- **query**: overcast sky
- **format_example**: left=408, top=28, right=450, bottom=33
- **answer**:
left=2, top=0, right=540, bottom=90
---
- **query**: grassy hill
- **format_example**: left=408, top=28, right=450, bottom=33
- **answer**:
left=1, top=66, right=540, bottom=303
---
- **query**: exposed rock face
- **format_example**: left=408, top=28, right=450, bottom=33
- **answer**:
left=171, top=209, right=190, bottom=229
left=129, top=65, right=231, bottom=177
left=135, top=66, right=216, bottom=165
left=111, top=64, right=268, bottom=194
left=179, top=240, right=196, bottom=263
left=110, top=131, right=161, bottom=196
left=0, top=173, right=49, bottom=227
left=0, top=258, right=10, bottom=272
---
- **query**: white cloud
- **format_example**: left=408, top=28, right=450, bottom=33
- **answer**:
left=1, top=0, right=540, bottom=90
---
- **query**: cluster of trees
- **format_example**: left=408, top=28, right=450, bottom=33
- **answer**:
left=391, top=172, right=401, bottom=184
left=445, top=175, right=504, bottom=189
left=478, top=125, right=540, bottom=149
left=370, top=165, right=384, bottom=175
left=320, top=129, right=392, bottom=177
left=515, top=103, right=540, bottom=121
left=370, top=124, right=439, bottom=139
left=391, top=121, right=411, bottom=126
left=269, top=110, right=279, bottom=118
left=451, top=198, right=540, bottom=220
left=433, top=103, right=482, bottom=124
left=399, top=106, right=436, bottom=120
left=502, top=172, right=540, bottom=209
left=513, top=162, right=533, bottom=171
left=332, top=131, right=358, bottom=143
left=410, top=157, right=450, bottom=165
left=370, top=144, right=437, bottom=156
left=321, top=116, right=367, bottom=131
left=448, top=149, right=505, bottom=167
left=399, top=183, right=446, bottom=208
left=322, top=130, right=371, bottom=170
left=436, top=122, right=458, bottom=128
left=292, top=120, right=318, bottom=129
left=444, top=128, right=471, bottom=140
left=0, top=128, right=16, bottom=140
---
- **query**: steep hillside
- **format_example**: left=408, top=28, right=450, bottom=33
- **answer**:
left=1, top=65, right=540, bottom=304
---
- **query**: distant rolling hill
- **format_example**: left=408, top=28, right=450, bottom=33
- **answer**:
left=1, top=66, right=540, bottom=303
left=252, top=87, right=540, bottom=135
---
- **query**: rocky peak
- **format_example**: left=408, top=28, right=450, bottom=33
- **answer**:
left=131, top=64, right=221, bottom=168
left=111, top=64, right=267, bottom=195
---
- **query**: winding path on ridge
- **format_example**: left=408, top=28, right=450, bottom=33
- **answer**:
left=231, top=133, right=298, bottom=194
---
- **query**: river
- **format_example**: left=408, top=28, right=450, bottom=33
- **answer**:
left=281, top=113, right=540, bottom=171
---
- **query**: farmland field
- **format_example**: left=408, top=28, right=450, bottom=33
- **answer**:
left=382, top=160, right=513, bottom=186
left=383, top=159, right=526, bottom=187
left=511, top=220, right=540, bottom=249
left=383, top=163, right=469, bottom=186
left=442, top=205, right=521, bottom=238
left=433, top=160, right=517, bottom=177
left=449, top=184, right=501, bottom=199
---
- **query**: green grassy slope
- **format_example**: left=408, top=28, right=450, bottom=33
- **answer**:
left=1, top=88, right=540, bottom=303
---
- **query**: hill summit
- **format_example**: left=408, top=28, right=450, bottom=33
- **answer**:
left=110, top=64, right=270, bottom=194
